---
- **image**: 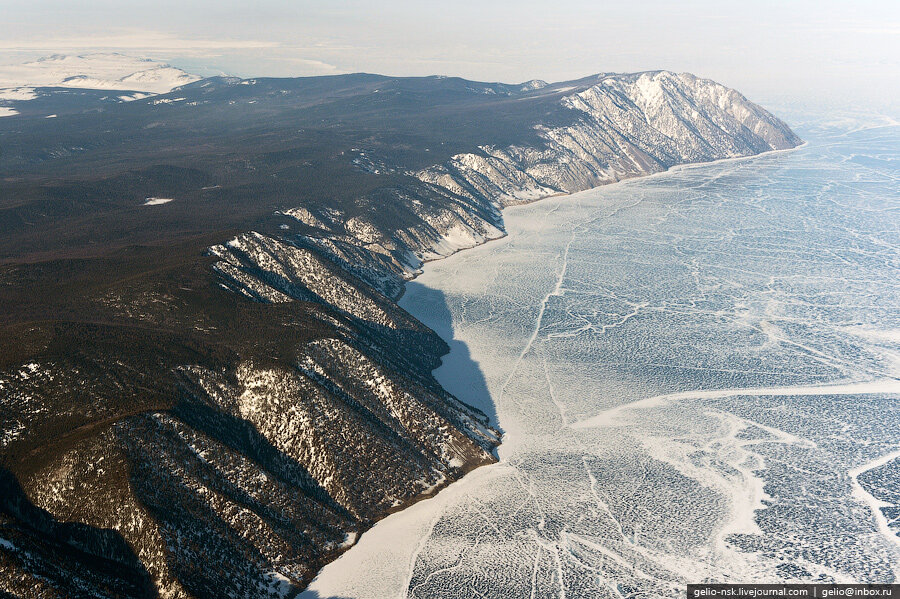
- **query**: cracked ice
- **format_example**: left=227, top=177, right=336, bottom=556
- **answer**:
left=304, top=115, right=900, bottom=598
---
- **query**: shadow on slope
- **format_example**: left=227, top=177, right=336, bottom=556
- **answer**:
left=0, top=466, right=156, bottom=598
left=402, top=281, right=500, bottom=432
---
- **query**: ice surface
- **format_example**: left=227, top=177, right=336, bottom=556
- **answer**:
left=304, top=114, right=900, bottom=597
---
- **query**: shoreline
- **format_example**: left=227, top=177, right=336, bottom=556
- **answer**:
left=300, top=139, right=807, bottom=597
left=402, top=140, right=808, bottom=279
left=395, top=141, right=807, bottom=299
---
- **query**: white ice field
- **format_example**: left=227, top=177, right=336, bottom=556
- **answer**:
left=303, top=114, right=900, bottom=598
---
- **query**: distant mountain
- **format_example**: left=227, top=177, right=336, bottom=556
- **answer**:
left=0, top=67, right=801, bottom=597
left=0, top=53, right=201, bottom=117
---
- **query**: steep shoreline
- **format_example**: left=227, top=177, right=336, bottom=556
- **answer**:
left=302, top=137, right=809, bottom=598
left=404, top=140, right=809, bottom=278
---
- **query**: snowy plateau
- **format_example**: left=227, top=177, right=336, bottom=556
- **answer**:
left=0, top=53, right=199, bottom=116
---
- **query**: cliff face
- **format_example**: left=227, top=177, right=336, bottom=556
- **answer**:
left=0, top=70, right=801, bottom=598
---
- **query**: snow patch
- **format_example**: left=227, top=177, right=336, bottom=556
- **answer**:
left=0, top=87, right=36, bottom=101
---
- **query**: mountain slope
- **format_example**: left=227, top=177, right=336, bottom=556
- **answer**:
left=417, top=71, right=799, bottom=210
left=0, top=68, right=801, bottom=597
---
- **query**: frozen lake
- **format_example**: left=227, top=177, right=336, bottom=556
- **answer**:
left=304, top=114, right=900, bottom=597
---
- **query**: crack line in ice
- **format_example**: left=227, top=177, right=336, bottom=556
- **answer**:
left=571, top=379, right=900, bottom=429
left=541, top=347, right=568, bottom=428
left=495, top=195, right=636, bottom=411
left=848, top=448, right=900, bottom=558
left=553, top=534, right=567, bottom=599
left=402, top=496, right=452, bottom=599
left=497, top=201, right=578, bottom=410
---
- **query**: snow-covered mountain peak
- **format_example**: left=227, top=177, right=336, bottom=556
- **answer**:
left=519, top=79, right=548, bottom=91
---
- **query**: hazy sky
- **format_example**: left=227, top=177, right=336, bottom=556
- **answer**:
left=2, top=0, right=898, bottom=107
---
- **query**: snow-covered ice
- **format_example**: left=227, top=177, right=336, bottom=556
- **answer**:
left=304, top=114, right=900, bottom=596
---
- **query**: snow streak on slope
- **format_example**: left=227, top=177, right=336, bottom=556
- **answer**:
left=305, top=116, right=900, bottom=597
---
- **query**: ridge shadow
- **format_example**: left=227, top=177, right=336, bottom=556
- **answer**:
left=402, top=280, right=501, bottom=433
